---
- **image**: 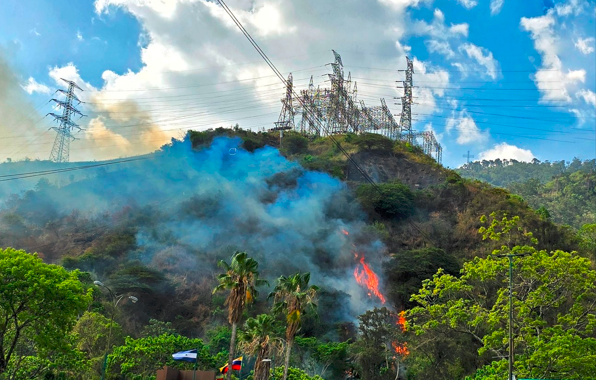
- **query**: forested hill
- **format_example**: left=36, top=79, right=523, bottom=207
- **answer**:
left=457, top=157, right=596, bottom=188
left=457, top=158, right=596, bottom=228
left=1, top=128, right=594, bottom=380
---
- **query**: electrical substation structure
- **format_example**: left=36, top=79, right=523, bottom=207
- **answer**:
left=48, top=78, right=85, bottom=163
left=273, top=51, right=443, bottom=164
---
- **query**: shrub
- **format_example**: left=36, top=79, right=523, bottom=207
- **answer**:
left=356, top=181, right=414, bottom=219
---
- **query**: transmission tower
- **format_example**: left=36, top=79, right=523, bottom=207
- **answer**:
left=463, top=150, right=475, bottom=163
left=273, top=73, right=295, bottom=131
left=398, top=57, right=414, bottom=144
left=48, top=78, right=85, bottom=162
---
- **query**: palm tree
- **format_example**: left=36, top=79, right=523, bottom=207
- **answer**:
left=213, top=251, right=267, bottom=380
left=238, top=314, right=282, bottom=380
left=270, top=272, right=319, bottom=380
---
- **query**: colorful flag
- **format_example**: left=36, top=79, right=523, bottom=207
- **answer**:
left=219, top=357, right=243, bottom=374
left=172, top=349, right=197, bottom=363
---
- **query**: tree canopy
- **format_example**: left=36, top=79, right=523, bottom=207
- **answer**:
left=0, top=248, right=91, bottom=376
left=408, top=215, right=596, bottom=380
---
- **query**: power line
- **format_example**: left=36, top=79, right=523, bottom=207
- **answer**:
left=94, top=65, right=327, bottom=93
left=214, top=0, right=438, bottom=246
left=0, top=156, right=154, bottom=182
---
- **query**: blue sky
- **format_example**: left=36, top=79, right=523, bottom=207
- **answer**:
left=0, top=0, right=594, bottom=167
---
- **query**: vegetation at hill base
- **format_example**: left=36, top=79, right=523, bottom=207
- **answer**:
left=0, top=126, right=595, bottom=379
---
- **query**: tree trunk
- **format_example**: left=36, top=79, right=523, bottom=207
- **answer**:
left=227, top=322, right=237, bottom=380
left=282, top=336, right=294, bottom=380
left=255, top=345, right=270, bottom=380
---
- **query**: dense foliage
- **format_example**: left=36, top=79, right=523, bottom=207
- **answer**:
left=408, top=214, right=596, bottom=379
left=0, top=248, right=91, bottom=377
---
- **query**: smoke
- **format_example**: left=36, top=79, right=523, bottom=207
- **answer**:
left=79, top=97, right=174, bottom=161
left=0, top=48, right=45, bottom=161
left=44, top=63, right=176, bottom=162
left=4, top=135, right=386, bottom=317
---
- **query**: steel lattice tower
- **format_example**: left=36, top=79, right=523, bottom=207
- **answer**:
left=399, top=57, right=414, bottom=144
left=48, top=78, right=85, bottom=162
left=273, top=73, right=295, bottom=131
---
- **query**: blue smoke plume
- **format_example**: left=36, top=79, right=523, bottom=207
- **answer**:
left=4, top=135, right=387, bottom=316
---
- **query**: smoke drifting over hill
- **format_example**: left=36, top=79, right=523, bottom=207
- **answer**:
left=0, top=50, right=44, bottom=161
left=3, top=136, right=386, bottom=316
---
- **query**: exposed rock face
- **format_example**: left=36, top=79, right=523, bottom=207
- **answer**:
left=346, top=150, right=446, bottom=189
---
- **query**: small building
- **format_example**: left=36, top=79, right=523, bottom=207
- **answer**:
left=156, top=367, right=216, bottom=380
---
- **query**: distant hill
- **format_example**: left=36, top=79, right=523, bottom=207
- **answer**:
left=457, top=158, right=596, bottom=228
left=457, top=158, right=596, bottom=188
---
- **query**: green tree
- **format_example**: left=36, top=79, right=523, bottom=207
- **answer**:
left=270, top=272, right=319, bottom=380
left=213, top=251, right=267, bottom=380
left=271, top=366, right=324, bottom=380
left=578, top=223, right=596, bottom=259
left=238, top=314, right=282, bottom=380
left=384, top=247, right=459, bottom=309
left=356, top=182, right=414, bottom=219
left=0, top=248, right=91, bottom=376
left=351, top=308, right=406, bottom=380
left=141, top=319, right=178, bottom=338
left=409, top=218, right=596, bottom=379
left=283, top=134, right=309, bottom=155
left=108, top=333, right=217, bottom=379
left=294, top=337, right=350, bottom=380
left=72, top=312, right=123, bottom=359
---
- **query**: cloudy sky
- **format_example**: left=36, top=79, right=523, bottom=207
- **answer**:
left=0, top=0, right=594, bottom=167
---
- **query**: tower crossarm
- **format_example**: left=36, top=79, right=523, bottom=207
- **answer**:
left=56, top=89, right=82, bottom=104
left=50, top=99, right=85, bottom=117
left=61, top=78, right=83, bottom=92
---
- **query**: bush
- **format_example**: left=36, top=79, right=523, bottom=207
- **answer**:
left=353, top=133, right=394, bottom=151
left=242, top=138, right=264, bottom=152
left=356, top=181, right=414, bottom=219
left=283, top=134, right=309, bottom=154
left=271, top=367, right=325, bottom=380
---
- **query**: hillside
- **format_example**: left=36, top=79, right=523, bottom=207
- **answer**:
left=458, top=158, right=596, bottom=228
left=0, top=127, right=592, bottom=380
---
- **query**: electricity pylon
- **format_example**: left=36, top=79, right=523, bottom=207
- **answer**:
left=48, top=78, right=85, bottom=162
left=399, top=57, right=414, bottom=144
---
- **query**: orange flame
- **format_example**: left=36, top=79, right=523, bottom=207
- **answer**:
left=341, top=229, right=349, bottom=236
left=396, top=311, right=407, bottom=333
left=392, top=311, right=409, bottom=357
left=392, top=341, right=410, bottom=357
left=353, top=256, right=386, bottom=304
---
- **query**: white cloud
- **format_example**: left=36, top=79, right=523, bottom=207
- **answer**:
left=425, top=40, right=454, bottom=58
left=520, top=9, right=587, bottom=102
left=555, top=0, right=588, bottom=16
left=21, top=77, right=50, bottom=94
left=478, top=143, right=535, bottom=162
left=456, top=0, right=477, bottom=9
left=412, top=8, right=469, bottom=38
left=574, top=37, right=595, bottom=54
left=49, top=62, right=97, bottom=93
left=459, top=43, right=500, bottom=79
left=5, top=0, right=446, bottom=161
left=451, top=62, right=469, bottom=78
left=490, top=0, right=504, bottom=15
left=29, top=28, right=40, bottom=37
left=576, top=89, right=596, bottom=107
left=445, top=112, right=489, bottom=145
